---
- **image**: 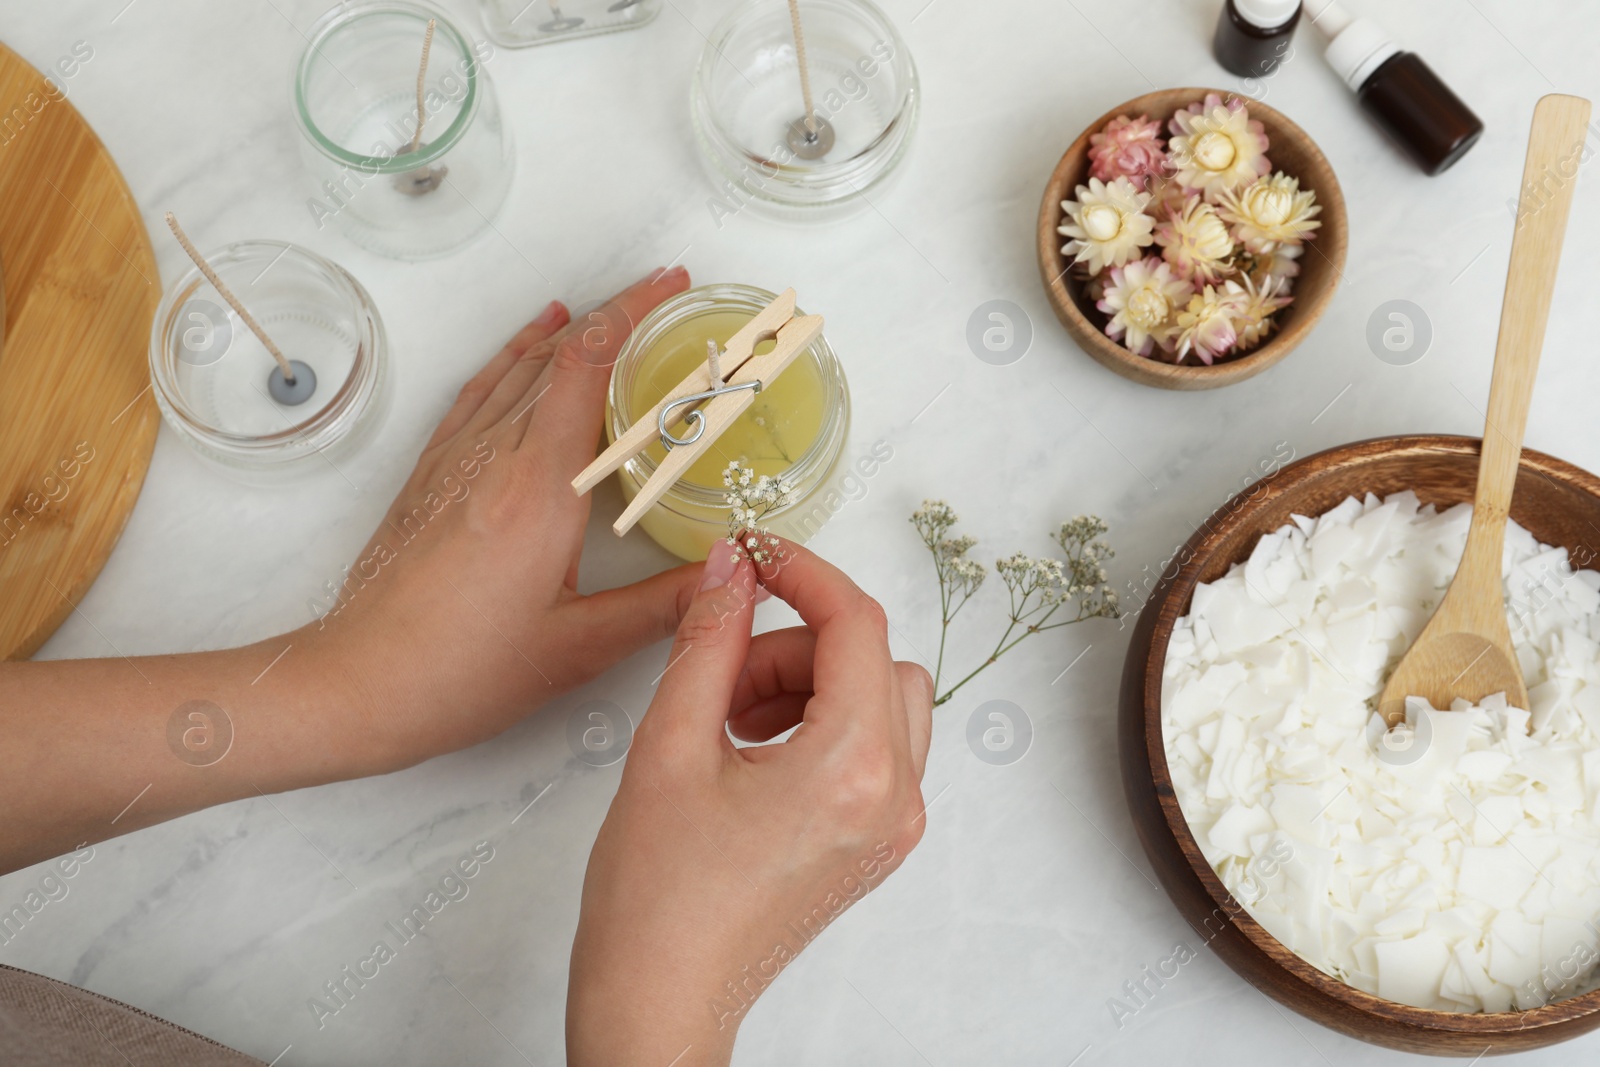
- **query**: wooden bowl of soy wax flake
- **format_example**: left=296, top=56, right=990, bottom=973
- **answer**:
left=1120, top=434, right=1600, bottom=1053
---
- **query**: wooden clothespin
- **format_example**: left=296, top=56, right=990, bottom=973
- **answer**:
left=572, top=288, right=823, bottom=536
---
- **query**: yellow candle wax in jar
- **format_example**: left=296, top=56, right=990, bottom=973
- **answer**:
left=629, top=311, right=826, bottom=483
left=607, top=284, right=850, bottom=563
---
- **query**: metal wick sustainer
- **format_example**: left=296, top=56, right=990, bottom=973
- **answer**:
left=658, top=373, right=763, bottom=448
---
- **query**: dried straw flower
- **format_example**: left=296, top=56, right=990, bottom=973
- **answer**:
left=1231, top=274, right=1293, bottom=351
left=1058, top=176, right=1156, bottom=274
left=1216, top=171, right=1321, bottom=253
left=1167, top=94, right=1270, bottom=197
left=1175, top=281, right=1249, bottom=365
left=1096, top=256, right=1193, bottom=356
left=1236, top=243, right=1301, bottom=293
left=1070, top=96, right=1309, bottom=365
left=1088, top=113, right=1168, bottom=189
left=1156, top=195, right=1235, bottom=284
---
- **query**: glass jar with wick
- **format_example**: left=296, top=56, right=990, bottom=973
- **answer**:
left=149, top=239, right=389, bottom=483
left=294, top=1, right=514, bottom=260
left=477, top=0, right=661, bottom=48
left=692, top=0, right=919, bottom=220
left=607, top=284, right=851, bottom=561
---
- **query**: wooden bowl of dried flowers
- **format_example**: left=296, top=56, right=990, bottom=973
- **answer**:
left=1036, top=88, right=1347, bottom=390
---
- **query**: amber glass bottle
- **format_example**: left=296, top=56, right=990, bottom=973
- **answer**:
left=1310, top=0, right=1483, bottom=175
left=1213, top=0, right=1301, bottom=79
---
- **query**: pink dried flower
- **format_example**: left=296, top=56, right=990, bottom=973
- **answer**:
left=1096, top=256, right=1193, bottom=357
left=1166, top=93, right=1245, bottom=137
left=1088, top=113, right=1169, bottom=189
left=1156, top=195, right=1234, bottom=284
left=1176, top=281, right=1250, bottom=365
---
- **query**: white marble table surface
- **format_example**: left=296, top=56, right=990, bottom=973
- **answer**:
left=6, top=0, right=1600, bottom=1062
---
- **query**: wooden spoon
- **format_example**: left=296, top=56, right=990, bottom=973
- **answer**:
left=1378, top=93, right=1592, bottom=727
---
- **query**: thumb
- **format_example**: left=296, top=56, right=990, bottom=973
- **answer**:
left=646, top=542, right=760, bottom=752
left=570, top=563, right=702, bottom=663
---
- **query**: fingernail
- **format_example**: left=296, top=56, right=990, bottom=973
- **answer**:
left=661, top=264, right=688, bottom=284
left=700, top=543, right=737, bottom=591
left=535, top=300, right=566, bottom=326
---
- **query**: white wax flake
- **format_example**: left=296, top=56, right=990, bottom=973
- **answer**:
left=1162, top=492, right=1600, bottom=1012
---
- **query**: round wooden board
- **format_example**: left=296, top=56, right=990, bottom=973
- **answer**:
left=0, top=41, right=160, bottom=660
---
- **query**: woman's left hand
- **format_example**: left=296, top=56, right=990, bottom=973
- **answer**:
left=0, top=266, right=700, bottom=872
left=311, top=265, right=702, bottom=768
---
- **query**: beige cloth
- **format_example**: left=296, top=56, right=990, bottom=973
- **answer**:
left=0, top=963, right=265, bottom=1066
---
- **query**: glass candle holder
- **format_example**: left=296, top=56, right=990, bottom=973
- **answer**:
left=692, top=0, right=918, bottom=219
left=294, top=1, right=514, bottom=260
left=608, top=284, right=850, bottom=561
left=149, top=241, right=389, bottom=482
left=478, top=0, right=661, bottom=47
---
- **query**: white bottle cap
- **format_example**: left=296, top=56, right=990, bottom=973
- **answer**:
left=1233, top=0, right=1300, bottom=30
left=1306, top=0, right=1352, bottom=38
left=1323, top=16, right=1400, bottom=89
left=1309, top=2, right=1400, bottom=90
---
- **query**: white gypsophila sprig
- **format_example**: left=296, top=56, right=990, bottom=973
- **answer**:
left=913, top=504, right=1119, bottom=706
left=722, top=460, right=796, bottom=566
left=910, top=501, right=987, bottom=696
left=911, top=499, right=957, bottom=547
left=913, top=501, right=988, bottom=598
left=1055, top=515, right=1120, bottom=620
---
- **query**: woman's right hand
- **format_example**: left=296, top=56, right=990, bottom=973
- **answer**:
left=567, top=540, right=934, bottom=1066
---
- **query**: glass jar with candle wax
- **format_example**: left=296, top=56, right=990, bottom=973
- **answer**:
left=149, top=241, right=390, bottom=483
left=294, top=1, right=514, bottom=260
left=477, top=0, right=661, bottom=47
left=692, top=0, right=918, bottom=220
left=608, top=284, right=851, bottom=561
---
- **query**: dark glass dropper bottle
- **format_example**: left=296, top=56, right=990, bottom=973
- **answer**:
left=1213, top=0, right=1301, bottom=79
left=1310, top=0, right=1484, bottom=175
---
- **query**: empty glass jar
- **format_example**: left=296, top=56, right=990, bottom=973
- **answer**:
left=692, top=0, right=918, bottom=219
left=294, top=1, right=514, bottom=259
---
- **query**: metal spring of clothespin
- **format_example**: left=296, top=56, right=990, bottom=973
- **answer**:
left=571, top=288, right=824, bottom=536
left=659, top=339, right=763, bottom=448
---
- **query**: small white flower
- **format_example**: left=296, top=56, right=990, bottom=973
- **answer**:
left=721, top=461, right=796, bottom=565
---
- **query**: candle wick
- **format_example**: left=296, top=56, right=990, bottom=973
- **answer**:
left=786, top=0, right=817, bottom=136
left=164, top=213, right=296, bottom=385
left=706, top=338, right=723, bottom=387
left=407, top=18, right=437, bottom=155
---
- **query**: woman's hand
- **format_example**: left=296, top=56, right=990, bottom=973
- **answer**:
left=302, top=265, right=702, bottom=769
left=0, top=266, right=698, bottom=873
left=566, top=541, right=934, bottom=1067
